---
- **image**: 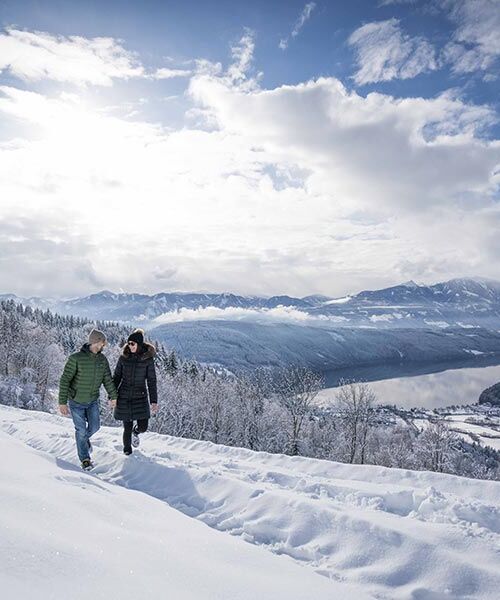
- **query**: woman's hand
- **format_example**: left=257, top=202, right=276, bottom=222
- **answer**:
left=109, top=398, right=117, bottom=409
left=150, top=402, right=158, bottom=415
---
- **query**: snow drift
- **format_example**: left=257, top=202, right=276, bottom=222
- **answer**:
left=1, top=404, right=499, bottom=599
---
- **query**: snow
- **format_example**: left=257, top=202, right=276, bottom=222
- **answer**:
left=0, top=415, right=363, bottom=600
left=443, top=415, right=500, bottom=451
left=2, top=405, right=500, bottom=600
left=369, top=314, right=394, bottom=322
left=424, top=320, right=450, bottom=328
left=357, top=304, right=423, bottom=309
left=323, top=296, right=351, bottom=305
left=327, top=315, right=350, bottom=322
left=382, top=409, right=500, bottom=452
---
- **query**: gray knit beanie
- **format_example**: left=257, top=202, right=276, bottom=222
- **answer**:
left=88, top=329, right=106, bottom=345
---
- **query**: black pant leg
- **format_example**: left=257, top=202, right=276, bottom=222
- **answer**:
left=136, top=418, right=149, bottom=434
left=123, top=420, right=133, bottom=451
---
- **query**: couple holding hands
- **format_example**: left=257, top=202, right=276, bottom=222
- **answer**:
left=58, top=328, right=158, bottom=470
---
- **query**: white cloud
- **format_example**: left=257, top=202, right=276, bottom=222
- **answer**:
left=187, top=66, right=500, bottom=285
left=0, top=215, right=103, bottom=297
left=227, top=29, right=256, bottom=85
left=348, top=18, right=437, bottom=84
left=0, top=28, right=144, bottom=85
left=378, top=0, right=417, bottom=5
left=291, top=2, right=317, bottom=38
left=152, top=67, right=192, bottom=79
left=280, top=2, right=316, bottom=50
left=0, top=85, right=357, bottom=297
left=151, top=305, right=330, bottom=326
left=0, top=28, right=499, bottom=299
left=189, top=74, right=499, bottom=212
left=441, top=0, right=500, bottom=75
left=362, top=2, right=499, bottom=81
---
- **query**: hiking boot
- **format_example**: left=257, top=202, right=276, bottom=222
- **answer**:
left=131, top=425, right=140, bottom=448
left=81, top=458, right=94, bottom=471
left=123, top=447, right=132, bottom=456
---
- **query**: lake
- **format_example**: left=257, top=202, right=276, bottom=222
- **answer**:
left=317, top=359, right=500, bottom=409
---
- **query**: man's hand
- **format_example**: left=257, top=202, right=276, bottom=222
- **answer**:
left=109, top=399, right=117, bottom=409
left=151, top=403, right=158, bottom=415
left=59, top=404, right=69, bottom=416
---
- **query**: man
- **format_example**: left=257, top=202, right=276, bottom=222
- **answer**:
left=59, top=329, right=118, bottom=471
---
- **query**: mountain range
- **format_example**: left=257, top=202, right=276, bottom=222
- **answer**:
left=3, top=277, right=500, bottom=329
left=4, top=277, right=500, bottom=374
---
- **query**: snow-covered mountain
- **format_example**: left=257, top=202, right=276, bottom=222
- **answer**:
left=5, top=277, right=500, bottom=374
left=311, top=277, right=500, bottom=329
left=48, top=290, right=314, bottom=322
left=5, top=277, right=500, bottom=328
left=1, top=404, right=499, bottom=600
left=0, top=293, right=55, bottom=310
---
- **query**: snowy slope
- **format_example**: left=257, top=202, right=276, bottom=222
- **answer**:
left=431, top=414, right=500, bottom=451
left=1, top=405, right=500, bottom=600
left=0, top=420, right=364, bottom=600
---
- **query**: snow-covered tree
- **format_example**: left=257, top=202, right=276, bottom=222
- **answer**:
left=273, top=365, right=324, bottom=456
left=414, top=421, right=459, bottom=473
left=334, top=380, right=376, bottom=464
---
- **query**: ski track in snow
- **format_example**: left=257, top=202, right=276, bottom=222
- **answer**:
left=1, top=405, right=500, bottom=600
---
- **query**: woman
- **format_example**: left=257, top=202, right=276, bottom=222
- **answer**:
left=112, top=328, right=158, bottom=455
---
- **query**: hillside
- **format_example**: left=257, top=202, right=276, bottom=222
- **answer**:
left=149, top=319, right=500, bottom=372
left=1, top=405, right=500, bottom=600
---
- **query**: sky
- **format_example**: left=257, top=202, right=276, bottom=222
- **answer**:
left=0, top=0, right=499, bottom=300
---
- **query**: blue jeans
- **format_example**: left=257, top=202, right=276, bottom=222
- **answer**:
left=69, top=399, right=100, bottom=462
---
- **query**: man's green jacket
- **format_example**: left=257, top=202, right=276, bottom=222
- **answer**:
left=59, top=344, right=118, bottom=405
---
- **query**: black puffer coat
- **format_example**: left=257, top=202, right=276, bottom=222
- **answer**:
left=113, top=342, right=158, bottom=421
